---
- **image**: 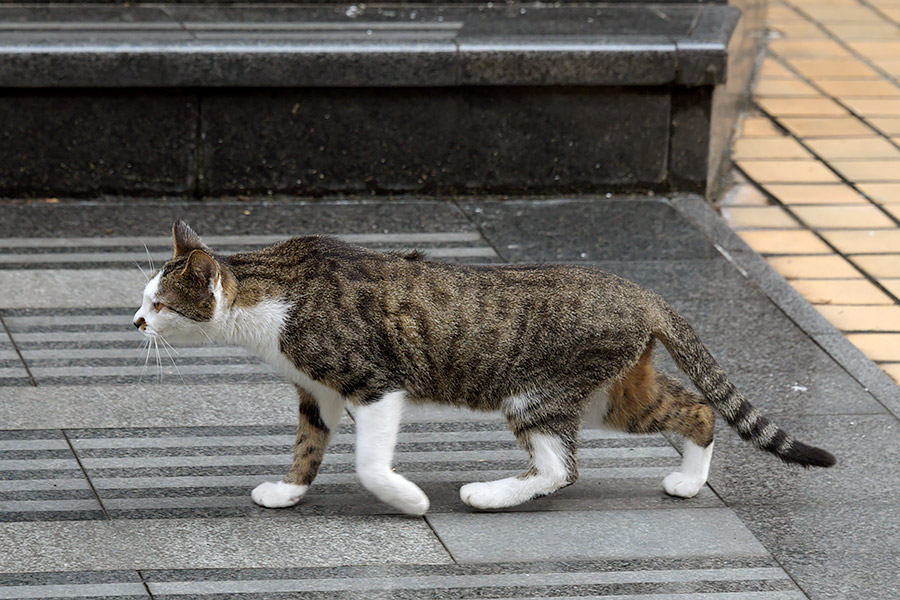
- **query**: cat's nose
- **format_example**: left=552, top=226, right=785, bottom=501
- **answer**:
left=134, top=317, right=146, bottom=330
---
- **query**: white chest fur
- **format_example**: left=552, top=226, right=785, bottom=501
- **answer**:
left=224, top=299, right=343, bottom=404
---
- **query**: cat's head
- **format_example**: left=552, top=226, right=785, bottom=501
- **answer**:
left=133, top=221, right=232, bottom=344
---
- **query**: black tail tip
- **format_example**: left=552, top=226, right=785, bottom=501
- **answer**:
left=784, top=441, right=836, bottom=468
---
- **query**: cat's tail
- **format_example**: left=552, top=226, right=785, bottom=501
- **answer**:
left=653, top=300, right=836, bottom=468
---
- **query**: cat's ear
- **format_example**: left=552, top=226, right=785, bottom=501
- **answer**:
left=172, top=220, right=210, bottom=258
left=182, top=249, right=219, bottom=289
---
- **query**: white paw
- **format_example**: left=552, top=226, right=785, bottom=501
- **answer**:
left=460, top=479, right=520, bottom=509
left=251, top=481, right=307, bottom=508
left=381, top=480, right=431, bottom=516
left=663, top=472, right=705, bottom=498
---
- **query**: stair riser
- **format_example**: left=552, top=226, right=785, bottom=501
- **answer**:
left=0, top=87, right=711, bottom=197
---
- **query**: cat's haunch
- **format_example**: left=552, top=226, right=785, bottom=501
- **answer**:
left=133, top=221, right=834, bottom=514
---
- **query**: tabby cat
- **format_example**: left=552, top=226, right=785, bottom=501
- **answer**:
left=133, top=221, right=835, bottom=515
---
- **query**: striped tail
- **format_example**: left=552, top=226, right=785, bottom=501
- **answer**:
left=654, top=302, right=835, bottom=468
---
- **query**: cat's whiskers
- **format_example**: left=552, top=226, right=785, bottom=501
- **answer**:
left=138, top=336, right=154, bottom=383
left=157, top=333, right=186, bottom=385
left=153, top=337, right=163, bottom=384
left=131, top=259, right=150, bottom=283
left=193, top=324, right=216, bottom=345
left=142, top=240, right=156, bottom=274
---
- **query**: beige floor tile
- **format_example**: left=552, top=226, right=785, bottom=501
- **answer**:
left=822, top=229, right=900, bottom=253
left=758, top=57, right=797, bottom=79
left=846, top=41, right=900, bottom=59
left=720, top=183, right=771, bottom=206
left=792, top=204, right=896, bottom=228
left=805, top=136, right=900, bottom=160
left=816, top=304, right=900, bottom=330
left=858, top=182, right=900, bottom=203
left=738, top=159, right=842, bottom=183
left=757, top=97, right=848, bottom=116
left=732, top=137, right=814, bottom=160
left=791, top=278, right=894, bottom=304
left=768, top=254, right=863, bottom=278
left=845, top=333, right=900, bottom=361
left=842, top=98, right=900, bottom=116
left=763, top=183, right=868, bottom=204
left=880, top=278, right=900, bottom=297
left=740, top=116, right=784, bottom=137
left=779, top=116, right=872, bottom=137
left=867, top=117, right=900, bottom=135
left=789, top=58, right=883, bottom=79
left=872, top=59, right=900, bottom=75
left=793, top=0, right=871, bottom=7
left=768, top=39, right=854, bottom=58
left=830, top=159, right=900, bottom=182
left=876, top=203, right=900, bottom=220
left=850, top=254, right=900, bottom=277
left=768, top=4, right=808, bottom=22
left=738, top=230, right=833, bottom=254
left=754, top=79, right=821, bottom=97
left=825, top=23, right=900, bottom=40
left=721, top=206, right=801, bottom=228
left=769, top=23, right=830, bottom=39
left=802, top=6, right=884, bottom=22
left=816, top=79, right=900, bottom=97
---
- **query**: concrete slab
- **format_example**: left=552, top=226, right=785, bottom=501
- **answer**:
left=427, top=508, right=769, bottom=563
left=708, top=414, right=900, bottom=507
left=0, top=515, right=451, bottom=572
left=0, top=384, right=298, bottom=430
left=459, top=198, right=719, bottom=261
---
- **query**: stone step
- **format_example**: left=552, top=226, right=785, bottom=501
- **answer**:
left=0, top=3, right=740, bottom=197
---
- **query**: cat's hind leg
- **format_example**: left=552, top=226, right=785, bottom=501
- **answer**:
left=460, top=391, right=578, bottom=510
left=603, top=344, right=715, bottom=499
left=354, top=390, right=430, bottom=515
left=252, top=386, right=343, bottom=508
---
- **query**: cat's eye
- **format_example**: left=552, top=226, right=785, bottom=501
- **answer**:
left=153, top=302, right=164, bottom=312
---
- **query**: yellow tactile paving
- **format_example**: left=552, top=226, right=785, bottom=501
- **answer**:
left=732, top=137, right=814, bottom=160
left=762, top=183, right=869, bottom=203
left=791, top=279, right=895, bottom=304
left=737, top=159, right=842, bottom=183
left=721, top=206, right=801, bottom=228
left=768, top=255, right=864, bottom=279
left=790, top=205, right=895, bottom=228
left=722, top=0, right=900, bottom=383
left=805, top=137, right=900, bottom=159
left=858, top=182, right=900, bottom=203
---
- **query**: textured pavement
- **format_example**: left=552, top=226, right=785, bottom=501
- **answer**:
left=1, top=196, right=898, bottom=599
left=722, top=0, right=900, bottom=386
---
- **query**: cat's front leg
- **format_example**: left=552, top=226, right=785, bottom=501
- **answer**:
left=354, top=390, right=430, bottom=515
left=252, top=386, right=344, bottom=508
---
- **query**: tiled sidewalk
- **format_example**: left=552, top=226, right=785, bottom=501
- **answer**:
left=722, top=0, right=900, bottom=383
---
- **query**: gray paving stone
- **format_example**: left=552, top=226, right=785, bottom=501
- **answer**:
left=588, top=258, right=760, bottom=301
left=0, top=270, right=146, bottom=309
left=460, top=198, right=719, bottom=262
left=769, top=551, right=900, bottom=600
left=0, top=516, right=451, bottom=572
left=708, top=414, right=899, bottom=507
left=427, top=509, right=769, bottom=563
left=0, top=384, right=298, bottom=429
left=0, top=199, right=474, bottom=239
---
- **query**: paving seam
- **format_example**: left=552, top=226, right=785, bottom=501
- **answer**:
left=670, top=194, right=900, bottom=421
left=0, top=314, right=36, bottom=386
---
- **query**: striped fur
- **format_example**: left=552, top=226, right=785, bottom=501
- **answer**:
left=136, top=221, right=834, bottom=513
